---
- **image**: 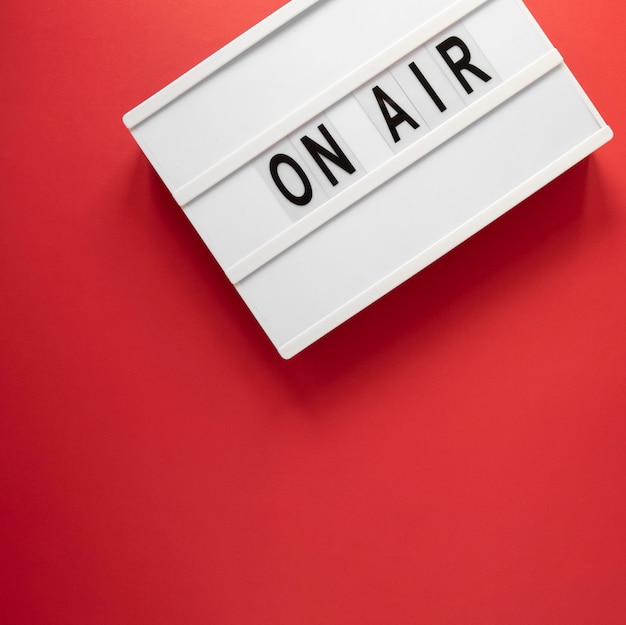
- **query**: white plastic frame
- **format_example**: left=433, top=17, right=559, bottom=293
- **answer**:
left=124, top=0, right=613, bottom=358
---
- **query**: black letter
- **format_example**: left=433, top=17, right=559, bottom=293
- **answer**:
left=436, top=36, right=492, bottom=94
left=372, top=85, right=419, bottom=144
left=408, top=62, right=447, bottom=112
left=300, top=124, right=356, bottom=187
left=269, top=154, right=313, bottom=206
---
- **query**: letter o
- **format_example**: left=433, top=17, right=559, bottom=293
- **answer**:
left=269, top=154, right=313, bottom=206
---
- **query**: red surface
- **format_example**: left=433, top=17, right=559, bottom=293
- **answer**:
left=1, top=1, right=625, bottom=623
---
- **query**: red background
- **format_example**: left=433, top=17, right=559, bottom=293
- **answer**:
left=1, top=1, right=625, bottom=623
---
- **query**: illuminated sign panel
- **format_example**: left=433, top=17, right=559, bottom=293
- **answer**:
left=124, top=0, right=612, bottom=358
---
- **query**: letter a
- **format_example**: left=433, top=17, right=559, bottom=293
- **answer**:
left=372, top=86, right=420, bottom=144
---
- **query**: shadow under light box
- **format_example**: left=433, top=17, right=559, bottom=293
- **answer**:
left=123, top=0, right=613, bottom=358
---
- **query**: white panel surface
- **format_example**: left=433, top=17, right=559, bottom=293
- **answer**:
left=124, top=0, right=612, bottom=358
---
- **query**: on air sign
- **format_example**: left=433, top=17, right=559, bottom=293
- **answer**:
left=260, top=28, right=498, bottom=216
left=124, top=0, right=612, bottom=358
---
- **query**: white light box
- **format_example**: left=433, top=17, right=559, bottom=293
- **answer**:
left=124, top=0, right=612, bottom=358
